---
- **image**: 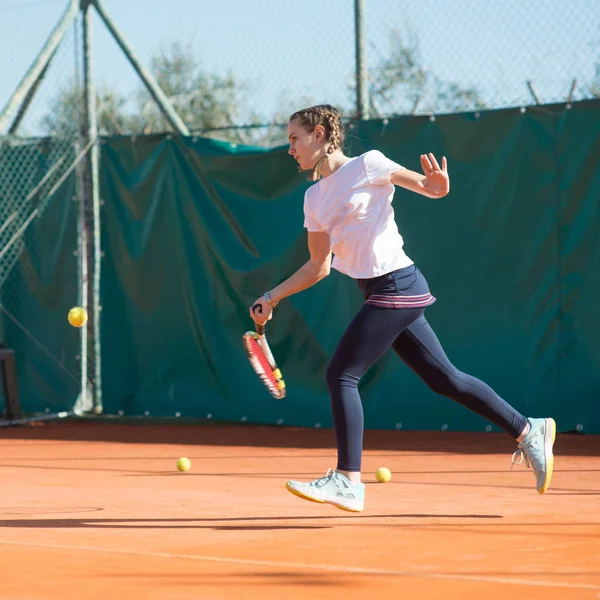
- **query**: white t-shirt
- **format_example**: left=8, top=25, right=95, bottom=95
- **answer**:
left=303, top=150, right=414, bottom=279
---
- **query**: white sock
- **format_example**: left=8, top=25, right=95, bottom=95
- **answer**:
left=516, top=420, right=531, bottom=443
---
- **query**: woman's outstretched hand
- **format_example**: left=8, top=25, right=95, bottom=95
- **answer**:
left=420, top=153, right=449, bottom=197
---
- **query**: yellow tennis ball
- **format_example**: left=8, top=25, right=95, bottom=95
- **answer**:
left=176, top=457, right=191, bottom=472
left=376, top=467, right=391, bottom=483
left=68, top=306, right=88, bottom=328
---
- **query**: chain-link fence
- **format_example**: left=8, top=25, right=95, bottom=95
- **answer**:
left=0, top=0, right=597, bottom=418
left=3, top=0, right=598, bottom=147
left=0, top=2, right=90, bottom=420
left=365, top=0, right=599, bottom=117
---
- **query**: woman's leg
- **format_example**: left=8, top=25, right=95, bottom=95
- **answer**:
left=391, top=315, right=528, bottom=437
left=325, top=305, right=424, bottom=473
left=285, top=304, right=423, bottom=512
left=392, top=315, right=556, bottom=493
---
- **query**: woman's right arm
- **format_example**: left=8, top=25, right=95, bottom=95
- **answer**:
left=268, top=231, right=332, bottom=302
left=249, top=231, right=331, bottom=324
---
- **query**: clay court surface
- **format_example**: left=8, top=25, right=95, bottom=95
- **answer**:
left=0, top=421, right=598, bottom=599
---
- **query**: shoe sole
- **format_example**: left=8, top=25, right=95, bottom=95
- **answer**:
left=285, top=482, right=363, bottom=512
left=538, top=417, right=557, bottom=494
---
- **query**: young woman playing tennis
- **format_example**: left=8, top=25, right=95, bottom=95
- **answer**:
left=249, top=104, right=556, bottom=513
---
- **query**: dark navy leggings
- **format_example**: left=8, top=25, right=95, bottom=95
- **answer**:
left=326, top=267, right=529, bottom=472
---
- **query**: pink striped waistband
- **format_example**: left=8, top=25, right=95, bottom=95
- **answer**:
left=364, top=292, right=436, bottom=309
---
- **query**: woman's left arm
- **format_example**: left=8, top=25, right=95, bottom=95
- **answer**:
left=390, top=152, right=449, bottom=199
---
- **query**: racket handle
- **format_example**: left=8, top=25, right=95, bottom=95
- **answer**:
left=251, top=302, right=265, bottom=335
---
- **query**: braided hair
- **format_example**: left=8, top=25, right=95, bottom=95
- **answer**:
left=289, top=104, right=345, bottom=181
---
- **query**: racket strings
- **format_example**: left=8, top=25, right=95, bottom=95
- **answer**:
left=243, top=333, right=285, bottom=399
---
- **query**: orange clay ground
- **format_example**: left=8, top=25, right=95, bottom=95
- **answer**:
left=0, top=421, right=598, bottom=600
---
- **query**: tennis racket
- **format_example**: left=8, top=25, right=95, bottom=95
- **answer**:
left=243, top=306, right=286, bottom=399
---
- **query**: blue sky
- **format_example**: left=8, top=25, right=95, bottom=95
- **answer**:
left=1, top=0, right=598, bottom=134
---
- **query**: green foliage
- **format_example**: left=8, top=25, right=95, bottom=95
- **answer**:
left=368, top=29, right=487, bottom=116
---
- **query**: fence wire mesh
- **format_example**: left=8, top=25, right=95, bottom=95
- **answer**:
left=3, top=0, right=598, bottom=147
left=365, top=0, right=599, bottom=117
left=0, top=8, right=87, bottom=419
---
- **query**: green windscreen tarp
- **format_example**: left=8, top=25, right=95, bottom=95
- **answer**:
left=0, top=139, right=80, bottom=415
left=4, top=100, right=599, bottom=433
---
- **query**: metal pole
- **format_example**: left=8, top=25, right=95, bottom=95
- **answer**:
left=526, top=80, right=541, bottom=105
left=0, top=0, right=79, bottom=134
left=8, top=52, right=57, bottom=136
left=567, top=78, right=577, bottom=103
left=74, top=137, right=90, bottom=414
left=91, top=0, right=190, bottom=136
left=354, top=0, right=369, bottom=120
left=83, top=0, right=103, bottom=414
left=74, top=11, right=89, bottom=415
